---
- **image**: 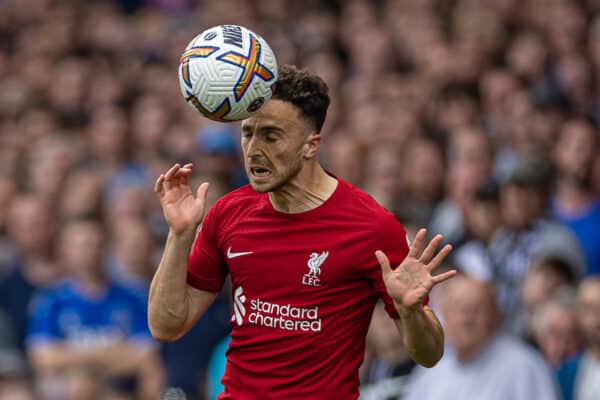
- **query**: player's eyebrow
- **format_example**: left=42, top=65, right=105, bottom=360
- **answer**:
left=241, top=123, right=285, bottom=133
left=257, top=124, right=284, bottom=132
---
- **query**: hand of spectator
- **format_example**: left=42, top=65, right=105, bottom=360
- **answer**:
left=376, top=229, right=457, bottom=315
left=154, top=163, right=209, bottom=237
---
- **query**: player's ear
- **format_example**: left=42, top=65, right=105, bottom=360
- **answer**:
left=303, top=132, right=321, bottom=159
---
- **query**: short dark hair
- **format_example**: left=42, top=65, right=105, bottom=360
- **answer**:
left=272, top=64, right=330, bottom=133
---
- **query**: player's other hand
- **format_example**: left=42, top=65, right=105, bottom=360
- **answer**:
left=376, top=229, right=457, bottom=316
left=154, top=163, right=209, bottom=237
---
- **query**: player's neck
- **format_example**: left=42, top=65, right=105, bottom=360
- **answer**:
left=268, top=163, right=337, bottom=213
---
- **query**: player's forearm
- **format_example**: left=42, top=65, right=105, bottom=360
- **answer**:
left=394, top=305, right=444, bottom=368
left=148, top=230, right=195, bottom=340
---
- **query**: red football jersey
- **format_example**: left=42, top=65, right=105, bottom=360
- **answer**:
left=187, top=178, right=409, bottom=399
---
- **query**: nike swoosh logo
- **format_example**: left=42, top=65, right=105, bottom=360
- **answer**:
left=227, top=246, right=253, bottom=259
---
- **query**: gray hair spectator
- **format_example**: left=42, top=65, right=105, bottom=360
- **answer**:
left=405, top=275, right=559, bottom=400
left=529, top=288, right=581, bottom=368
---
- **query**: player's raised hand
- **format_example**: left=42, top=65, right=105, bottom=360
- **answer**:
left=154, top=163, right=209, bottom=236
left=376, top=229, right=457, bottom=315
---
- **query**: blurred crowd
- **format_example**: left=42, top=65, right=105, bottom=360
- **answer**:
left=0, top=0, right=599, bottom=399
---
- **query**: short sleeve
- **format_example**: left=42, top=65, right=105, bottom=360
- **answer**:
left=187, top=202, right=228, bottom=293
left=370, top=214, right=410, bottom=319
left=26, top=290, right=61, bottom=348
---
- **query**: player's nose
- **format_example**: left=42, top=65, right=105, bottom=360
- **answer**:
left=245, top=135, right=264, bottom=157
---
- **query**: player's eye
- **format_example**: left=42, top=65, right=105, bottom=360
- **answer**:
left=261, top=130, right=279, bottom=143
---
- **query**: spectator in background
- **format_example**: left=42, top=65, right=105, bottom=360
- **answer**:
left=521, top=257, right=578, bottom=317
left=363, top=142, right=402, bottom=211
left=322, top=135, right=364, bottom=187
left=0, top=382, right=33, bottom=400
left=195, top=123, right=245, bottom=188
left=26, top=133, right=81, bottom=205
left=26, top=218, right=162, bottom=400
left=489, top=156, right=585, bottom=333
left=58, top=167, right=105, bottom=221
left=0, top=195, right=61, bottom=351
left=429, top=126, right=494, bottom=246
left=396, top=136, right=445, bottom=228
left=558, top=277, right=600, bottom=400
left=508, top=256, right=580, bottom=340
left=360, top=301, right=416, bottom=400
left=453, top=181, right=502, bottom=281
left=529, top=289, right=580, bottom=368
left=108, top=217, right=157, bottom=289
left=85, top=106, right=130, bottom=175
left=0, top=306, right=31, bottom=400
left=1, top=0, right=600, bottom=396
left=160, top=290, right=231, bottom=399
left=405, top=275, right=559, bottom=400
left=0, top=176, right=17, bottom=258
left=552, top=118, right=600, bottom=276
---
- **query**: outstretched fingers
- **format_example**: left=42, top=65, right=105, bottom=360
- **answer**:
left=407, top=228, right=427, bottom=258
left=419, top=234, right=443, bottom=264
left=427, top=244, right=453, bottom=272
left=375, top=250, right=392, bottom=275
left=432, top=269, right=458, bottom=285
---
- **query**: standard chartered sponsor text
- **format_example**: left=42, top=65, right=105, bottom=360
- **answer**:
left=248, top=298, right=322, bottom=332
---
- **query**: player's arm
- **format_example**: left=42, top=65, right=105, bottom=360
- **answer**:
left=148, top=163, right=216, bottom=341
left=376, top=229, right=456, bottom=367
left=393, top=304, right=444, bottom=368
left=148, top=230, right=217, bottom=341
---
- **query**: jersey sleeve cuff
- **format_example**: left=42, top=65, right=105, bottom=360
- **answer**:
left=186, top=274, right=223, bottom=293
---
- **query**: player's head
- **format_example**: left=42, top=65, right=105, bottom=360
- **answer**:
left=270, top=65, right=330, bottom=133
left=240, top=65, right=330, bottom=193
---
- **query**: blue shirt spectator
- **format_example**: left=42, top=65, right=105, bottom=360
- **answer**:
left=27, top=279, right=152, bottom=348
left=553, top=199, right=600, bottom=277
left=26, top=218, right=163, bottom=400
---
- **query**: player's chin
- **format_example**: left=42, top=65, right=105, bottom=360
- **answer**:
left=248, top=178, right=277, bottom=193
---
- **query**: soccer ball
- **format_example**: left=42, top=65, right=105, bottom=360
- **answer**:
left=178, top=25, right=278, bottom=122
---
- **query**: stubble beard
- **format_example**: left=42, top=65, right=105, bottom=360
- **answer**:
left=248, top=156, right=304, bottom=194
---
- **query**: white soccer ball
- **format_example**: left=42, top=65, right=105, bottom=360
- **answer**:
left=178, top=25, right=278, bottom=122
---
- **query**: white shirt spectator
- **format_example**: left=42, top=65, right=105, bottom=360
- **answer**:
left=575, top=353, right=600, bottom=400
left=405, top=334, right=559, bottom=400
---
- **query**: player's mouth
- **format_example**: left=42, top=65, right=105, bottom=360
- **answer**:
left=250, top=167, right=272, bottom=180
